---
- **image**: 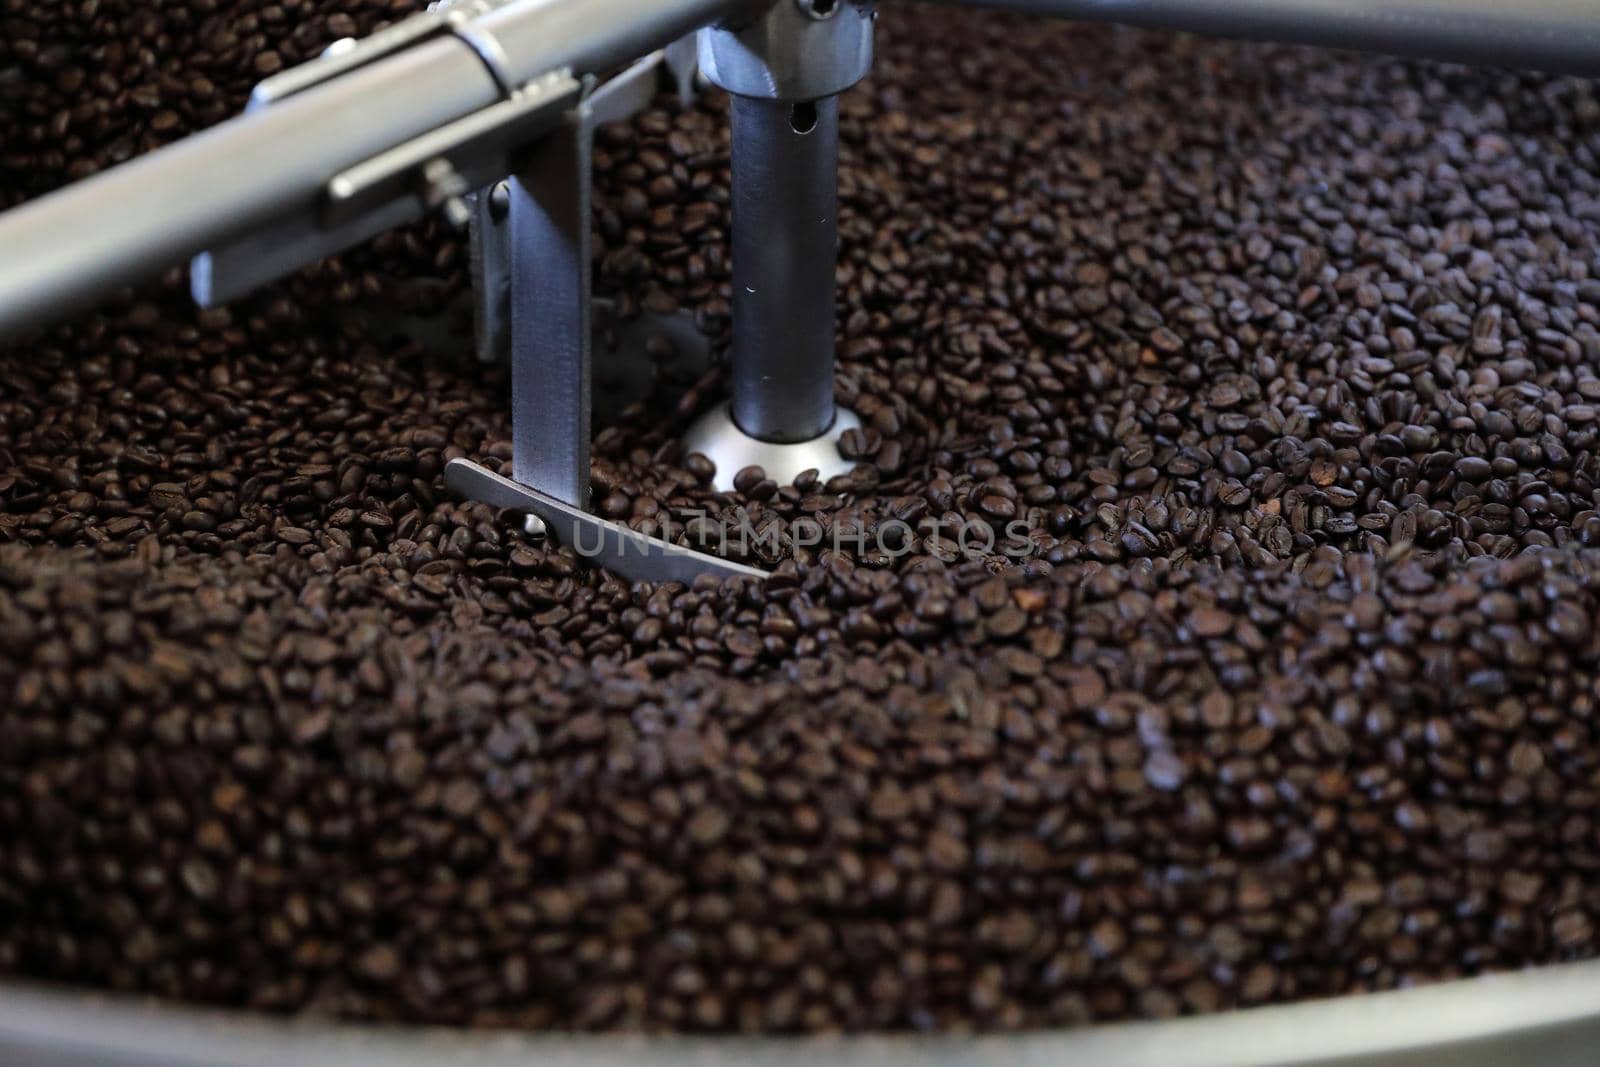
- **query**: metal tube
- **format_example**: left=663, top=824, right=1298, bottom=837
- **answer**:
left=0, top=37, right=498, bottom=338
left=931, top=0, right=1600, bottom=76
left=6, top=957, right=1600, bottom=1066
left=728, top=94, right=840, bottom=444
left=0, top=0, right=751, bottom=338
left=471, top=0, right=764, bottom=87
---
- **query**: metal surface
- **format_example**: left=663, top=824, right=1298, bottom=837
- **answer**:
left=322, top=70, right=578, bottom=228
left=467, top=182, right=513, bottom=364
left=663, top=33, right=704, bottom=105
left=507, top=99, right=593, bottom=508
left=727, top=93, right=843, bottom=443
left=490, top=49, right=701, bottom=503
left=198, top=70, right=580, bottom=306
left=245, top=7, right=473, bottom=108
left=698, top=0, right=875, bottom=100
left=588, top=40, right=702, bottom=128
left=685, top=400, right=861, bottom=489
left=193, top=199, right=421, bottom=309
left=431, top=0, right=524, bottom=93
left=466, top=42, right=696, bottom=366
left=446, top=458, right=768, bottom=582
left=0, top=36, right=498, bottom=336
left=933, top=0, right=1600, bottom=76
left=466, top=0, right=762, bottom=92
left=0, top=0, right=749, bottom=337
left=456, top=41, right=744, bottom=579
left=5, top=959, right=1600, bottom=1066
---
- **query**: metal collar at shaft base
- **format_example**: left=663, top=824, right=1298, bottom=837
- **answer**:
left=683, top=401, right=860, bottom=491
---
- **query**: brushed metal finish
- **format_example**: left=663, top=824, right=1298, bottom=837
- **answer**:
left=684, top=401, right=860, bottom=489
left=446, top=459, right=768, bottom=582
left=0, top=0, right=751, bottom=338
left=466, top=44, right=701, bottom=367
left=468, top=0, right=760, bottom=91
left=508, top=107, right=592, bottom=508
left=931, top=0, right=1600, bottom=76
left=728, top=93, right=842, bottom=444
left=698, top=0, right=875, bottom=100
left=5, top=958, right=1600, bottom=1065
left=0, top=37, right=498, bottom=336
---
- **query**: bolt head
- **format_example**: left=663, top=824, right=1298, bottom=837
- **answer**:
left=489, top=181, right=511, bottom=222
left=796, top=0, right=839, bottom=20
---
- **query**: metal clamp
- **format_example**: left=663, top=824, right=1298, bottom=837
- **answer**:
left=191, top=67, right=579, bottom=306
left=249, top=1, right=520, bottom=109
left=323, top=69, right=579, bottom=229
left=699, top=0, right=876, bottom=101
left=194, top=0, right=571, bottom=307
left=197, top=60, right=578, bottom=306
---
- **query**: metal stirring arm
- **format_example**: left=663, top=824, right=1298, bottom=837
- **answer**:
left=194, top=0, right=781, bottom=584
left=444, top=459, right=766, bottom=582
left=0, top=0, right=758, bottom=337
left=0, top=0, right=778, bottom=583
left=3, top=0, right=1600, bottom=584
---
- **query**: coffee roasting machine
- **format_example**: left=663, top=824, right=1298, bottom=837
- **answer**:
left=4, top=0, right=1600, bottom=1061
left=2, top=0, right=1599, bottom=586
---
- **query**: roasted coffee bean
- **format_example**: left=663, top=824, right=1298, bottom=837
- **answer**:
left=4, top=0, right=1600, bottom=1039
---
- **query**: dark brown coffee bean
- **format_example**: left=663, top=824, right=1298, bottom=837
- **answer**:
left=1189, top=608, right=1233, bottom=639
left=1143, top=750, right=1187, bottom=791
left=4, top=1, right=1600, bottom=1038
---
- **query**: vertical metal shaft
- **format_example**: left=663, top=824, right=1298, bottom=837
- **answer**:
left=508, top=108, right=592, bottom=508
left=729, top=94, right=840, bottom=445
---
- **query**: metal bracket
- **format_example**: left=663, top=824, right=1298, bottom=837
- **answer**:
left=452, top=47, right=769, bottom=582
left=467, top=42, right=702, bottom=364
left=323, top=69, right=578, bottom=229
left=505, top=83, right=595, bottom=510
left=198, top=14, right=758, bottom=583
left=192, top=57, right=578, bottom=307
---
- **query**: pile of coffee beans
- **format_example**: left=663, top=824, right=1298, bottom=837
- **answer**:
left=4, top=0, right=1600, bottom=1035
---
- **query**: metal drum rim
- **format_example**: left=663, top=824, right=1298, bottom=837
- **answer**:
left=2, top=958, right=1599, bottom=1066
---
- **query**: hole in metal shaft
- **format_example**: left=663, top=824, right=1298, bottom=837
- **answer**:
left=789, top=100, right=819, bottom=135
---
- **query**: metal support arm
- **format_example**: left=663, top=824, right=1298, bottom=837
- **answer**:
left=0, top=0, right=752, bottom=337
left=930, top=0, right=1600, bottom=77
left=6, top=0, right=1600, bottom=584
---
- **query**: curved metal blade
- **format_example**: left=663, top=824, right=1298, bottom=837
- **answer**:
left=446, top=458, right=767, bottom=583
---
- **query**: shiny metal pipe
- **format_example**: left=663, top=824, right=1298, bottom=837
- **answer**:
left=0, top=38, right=497, bottom=337
left=4, top=958, right=1600, bottom=1066
left=0, top=0, right=751, bottom=339
left=729, top=94, right=841, bottom=444
left=930, top=0, right=1600, bottom=76
left=471, top=0, right=763, bottom=88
